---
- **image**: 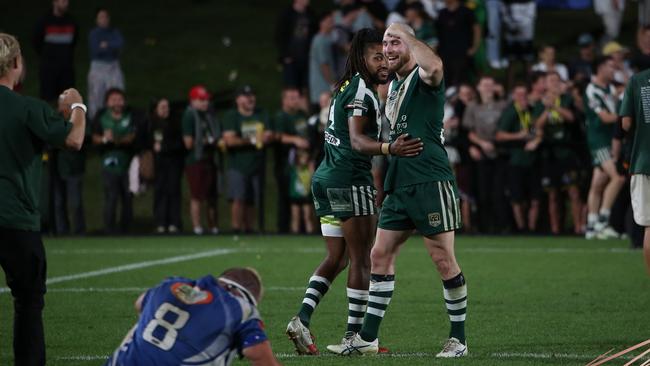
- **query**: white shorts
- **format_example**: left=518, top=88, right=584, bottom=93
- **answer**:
left=320, top=215, right=343, bottom=237
left=631, top=174, right=650, bottom=226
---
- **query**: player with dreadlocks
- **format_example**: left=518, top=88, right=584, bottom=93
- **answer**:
left=286, top=27, right=423, bottom=355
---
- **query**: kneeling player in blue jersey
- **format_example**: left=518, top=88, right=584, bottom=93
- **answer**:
left=106, top=267, right=281, bottom=366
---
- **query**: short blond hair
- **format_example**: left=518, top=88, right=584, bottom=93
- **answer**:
left=0, top=33, right=21, bottom=78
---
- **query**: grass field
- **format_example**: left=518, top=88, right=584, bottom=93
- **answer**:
left=0, top=234, right=647, bottom=365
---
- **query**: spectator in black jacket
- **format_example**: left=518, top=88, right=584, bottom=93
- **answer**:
left=33, top=0, right=79, bottom=103
left=275, top=0, right=317, bottom=92
left=149, top=98, right=185, bottom=234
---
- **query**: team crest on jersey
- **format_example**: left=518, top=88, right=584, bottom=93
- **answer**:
left=170, top=282, right=214, bottom=305
left=428, top=213, right=441, bottom=227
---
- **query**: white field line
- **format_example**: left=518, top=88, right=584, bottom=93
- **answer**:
left=0, top=286, right=304, bottom=294
left=0, top=248, right=237, bottom=293
left=47, top=246, right=635, bottom=255
left=57, top=351, right=648, bottom=361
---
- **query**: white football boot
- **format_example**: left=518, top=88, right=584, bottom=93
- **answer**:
left=436, top=337, right=468, bottom=358
left=286, top=316, right=318, bottom=355
left=327, top=332, right=378, bottom=355
left=597, top=226, right=620, bottom=240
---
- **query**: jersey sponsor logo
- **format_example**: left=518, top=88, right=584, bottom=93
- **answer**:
left=170, top=282, right=214, bottom=305
left=326, top=188, right=353, bottom=211
left=324, top=131, right=341, bottom=146
left=428, top=212, right=441, bottom=227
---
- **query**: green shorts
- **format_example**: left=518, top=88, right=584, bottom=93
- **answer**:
left=312, top=177, right=377, bottom=219
left=378, top=181, right=462, bottom=236
left=590, top=147, right=612, bottom=167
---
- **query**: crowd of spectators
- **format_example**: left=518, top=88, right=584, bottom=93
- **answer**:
left=29, top=0, right=648, bottom=244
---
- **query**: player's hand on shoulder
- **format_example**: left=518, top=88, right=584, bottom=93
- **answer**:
left=390, top=133, right=423, bottom=157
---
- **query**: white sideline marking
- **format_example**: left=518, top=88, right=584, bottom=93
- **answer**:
left=1, top=286, right=304, bottom=294
left=56, top=351, right=649, bottom=362
left=0, top=248, right=237, bottom=293
left=47, top=246, right=635, bottom=255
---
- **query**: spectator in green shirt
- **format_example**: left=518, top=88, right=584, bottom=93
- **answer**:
left=0, top=32, right=86, bottom=366
left=272, top=87, right=310, bottom=233
left=53, top=97, right=88, bottom=235
left=222, top=85, right=273, bottom=233
left=92, top=88, right=136, bottom=234
left=182, top=85, right=220, bottom=235
left=496, top=83, right=543, bottom=232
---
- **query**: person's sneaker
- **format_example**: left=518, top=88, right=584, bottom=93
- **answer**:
left=209, top=227, right=219, bottom=235
left=286, top=316, right=318, bottom=355
left=168, top=225, right=179, bottom=234
left=326, top=333, right=378, bottom=355
left=436, top=337, right=468, bottom=358
left=597, top=226, right=620, bottom=240
left=193, top=226, right=204, bottom=235
left=585, top=229, right=597, bottom=240
left=155, top=226, right=166, bottom=234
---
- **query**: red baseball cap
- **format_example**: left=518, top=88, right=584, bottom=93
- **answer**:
left=189, top=85, right=211, bottom=101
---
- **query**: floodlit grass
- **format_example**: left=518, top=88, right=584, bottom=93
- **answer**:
left=0, top=234, right=646, bottom=365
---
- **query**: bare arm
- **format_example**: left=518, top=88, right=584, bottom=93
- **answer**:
left=242, top=341, right=281, bottom=366
left=622, top=116, right=633, bottom=132
left=320, top=64, right=335, bottom=86
left=223, top=131, right=254, bottom=148
left=598, top=111, right=619, bottom=124
left=134, top=292, right=145, bottom=313
left=495, top=129, right=528, bottom=142
left=348, top=115, right=423, bottom=156
left=183, top=136, right=193, bottom=150
left=468, top=23, right=481, bottom=56
left=64, top=108, right=86, bottom=151
left=385, top=23, right=443, bottom=86
left=280, top=134, right=309, bottom=149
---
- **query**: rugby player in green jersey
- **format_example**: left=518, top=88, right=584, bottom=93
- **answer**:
left=286, top=28, right=423, bottom=355
left=620, top=68, right=650, bottom=274
left=328, top=22, right=468, bottom=358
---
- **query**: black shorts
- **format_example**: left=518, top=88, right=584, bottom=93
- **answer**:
left=0, top=227, right=47, bottom=300
left=541, top=155, right=580, bottom=190
left=508, top=165, right=542, bottom=202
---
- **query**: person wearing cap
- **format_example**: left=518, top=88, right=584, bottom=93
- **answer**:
left=92, top=87, right=138, bottom=234
left=222, top=85, right=273, bottom=233
left=603, top=41, right=633, bottom=85
left=105, top=267, right=281, bottom=365
left=0, top=32, right=86, bottom=366
left=182, top=85, right=220, bottom=235
left=569, top=33, right=595, bottom=82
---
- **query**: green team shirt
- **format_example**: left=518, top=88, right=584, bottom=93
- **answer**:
left=96, top=110, right=135, bottom=175
left=383, top=67, right=454, bottom=192
left=313, top=73, right=380, bottom=186
left=0, top=85, right=72, bottom=231
left=222, top=108, right=270, bottom=176
left=584, top=82, right=618, bottom=151
left=181, top=107, right=218, bottom=165
left=619, top=69, right=650, bottom=175
left=532, top=93, right=574, bottom=159
left=498, top=102, right=536, bottom=167
left=274, top=110, right=309, bottom=138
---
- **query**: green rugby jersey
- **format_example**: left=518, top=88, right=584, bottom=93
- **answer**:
left=313, top=73, right=381, bottom=186
left=532, top=93, right=574, bottom=159
left=383, top=67, right=454, bottom=192
left=584, top=82, right=617, bottom=151
left=620, top=69, right=650, bottom=175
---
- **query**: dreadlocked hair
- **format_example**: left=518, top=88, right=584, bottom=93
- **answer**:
left=334, top=28, right=384, bottom=94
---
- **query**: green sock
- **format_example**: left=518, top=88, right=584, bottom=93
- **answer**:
left=443, top=273, right=467, bottom=344
left=297, top=275, right=330, bottom=328
left=360, top=274, right=394, bottom=342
